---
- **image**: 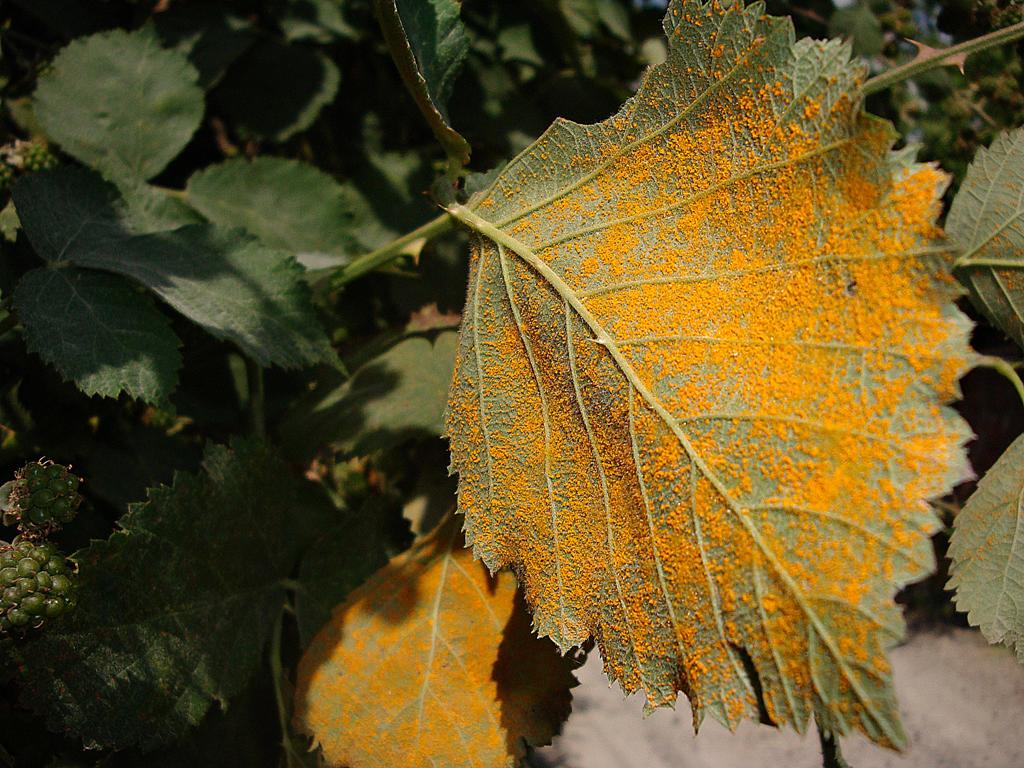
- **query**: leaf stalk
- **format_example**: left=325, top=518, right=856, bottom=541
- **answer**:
left=245, top=357, right=266, bottom=439
left=333, top=211, right=456, bottom=287
left=862, top=21, right=1024, bottom=96
left=271, top=608, right=306, bottom=768
left=817, top=720, right=852, bottom=768
left=978, top=356, right=1024, bottom=408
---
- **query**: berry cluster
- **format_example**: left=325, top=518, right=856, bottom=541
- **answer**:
left=4, top=461, right=82, bottom=537
left=17, top=141, right=58, bottom=173
left=0, top=139, right=59, bottom=194
left=0, top=460, right=81, bottom=636
left=0, top=539, right=76, bottom=633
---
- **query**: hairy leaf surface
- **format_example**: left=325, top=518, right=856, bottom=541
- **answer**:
left=13, top=169, right=333, bottom=369
left=948, top=127, right=1024, bottom=349
left=294, top=514, right=576, bottom=767
left=13, top=267, right=181, bottom=402
left=444, top=0, right=973, bottom=746
left=948, top=434, right=1024, bottom=663
left=14, top=440, right=336, bottom=750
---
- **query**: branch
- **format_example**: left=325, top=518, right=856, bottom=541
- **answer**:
left=862, top=21, right=1024, bottom=96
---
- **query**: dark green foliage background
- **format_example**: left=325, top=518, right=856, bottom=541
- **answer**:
left=0, top=0, right=1021, bottom=765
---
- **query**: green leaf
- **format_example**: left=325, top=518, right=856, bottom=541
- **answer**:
left=150, top=4, right=257, bottom=89
left=185, top=157, right=357, bottom=263
left=443, top=0, right=973, bottom=749
left=118, top=179, right=206, bottom=233
left=34, top=30, right=204, bottom=182
left=122, top=681, right=280, bottom=768
left=213, top=39, right=340, bottom=142
left=14, top=440, right=336, bottom=750
left=378, top=0, right=470, bottom=165
left=948, top=127, right=1024, bottom=349
left=281, top=0, right=359, bottom=43
left=13, top=267, right=181, bottom=402
left=829, top=4, right=883, bottom=58
left=596, top=0, right=632, bottom=42
left=281, top=332, right=457, bottom=458
left=295, top=497, right=412, bottom=647
left=13, top=169, right=334, bottom=369
left=561, top=0, right=600, bottom=37
left=948, top=434, right=1024, bottom=663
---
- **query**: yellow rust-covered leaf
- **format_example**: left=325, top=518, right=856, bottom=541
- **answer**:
left=443, top=0, right=974, bottom=748
left=293, top=514, right=576, bottom=767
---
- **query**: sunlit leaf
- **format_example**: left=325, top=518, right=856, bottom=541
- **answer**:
left=294, top=514, right=576, bottom=768
left=34, top=30, right=204, bottom=181
left=443, top=0, right=973, bottom=747
left=948, top=127, right=1024, bottom=348
left=948, top=434, right=1024, bottom=663
left=185, top=157, right=358, bottom=263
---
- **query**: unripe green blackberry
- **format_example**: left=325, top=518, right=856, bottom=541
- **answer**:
left=17, top=140, right=58, bottom=173
left=2, top=460, right=82, bottom=537
left=0, top=537, right=76, bottom=634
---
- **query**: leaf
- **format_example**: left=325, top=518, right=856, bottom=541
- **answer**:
left=213, top=39, right=340, bottom=142
left=829, top=4, right=883, bottom=58
left=443, top=0, right=973, bottom=748
left=34, top=30, right=204, bottom=182
left=150, top=4, right=257, bottom=89
left=13, top=267, right=182, bottom=402
left=560, top=0, right=601, bottom=37
left=377, top=0, right=470, bottom=165
left=13, top=169, right=334, bottom=369
left=295, top=497, right=413, bottom=647
left=596, top=0, right=632, bottom=42
left=185, top=157, right=358, bottom=263
left=126, top=681, right=280, bottom=768
left=947, top=127, right=1024, bottom=348
left=281, top=332, right=457, bottom=458
left=117, top=179, right=206, bottom=233
left=947, top=434, right=1024, bottom=663
left=14, top=440, right=337, bottom=750
left=293, top=514, right=576, bottom=768
left=281, top=0, right=359, bottom=43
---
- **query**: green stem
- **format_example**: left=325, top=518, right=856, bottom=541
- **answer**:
left=817, top=720, right=851, bottom=768
left=334, top=212, right=455, bottom=287
left=978, top=356, right=1024, bottom=408
left=246, top=358, right=266, bottom=439
left=271, top=608, right=304, bottom=768
left=862, top=21, right=1024, bottom=96
left=152, top=185, right=188, bottom=201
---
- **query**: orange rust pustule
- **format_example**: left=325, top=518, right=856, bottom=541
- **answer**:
left=293, top=516, right=577, bottom=768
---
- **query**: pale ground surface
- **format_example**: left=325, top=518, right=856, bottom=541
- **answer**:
left=533, top=628, right=1024, bottom=768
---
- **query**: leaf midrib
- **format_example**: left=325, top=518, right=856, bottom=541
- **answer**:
left=449, top=202, right=901, bottom=744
